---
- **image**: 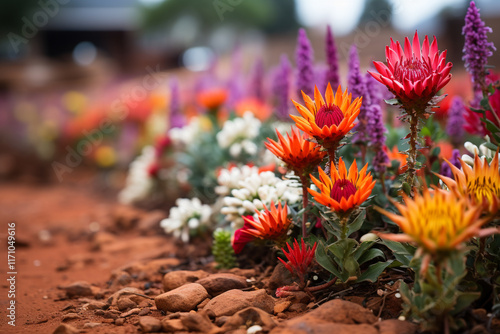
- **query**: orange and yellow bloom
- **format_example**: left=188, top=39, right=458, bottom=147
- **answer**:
left=437, top=153, right=500, bottom=214
left=291, top=84, right=362, bottom=148
left=232, top=202, right=291, bottom=253
left=309, top=158, right=375, bottom=214
left=265, top=128, right=326, bottom=177
left=197, top=88, right=228, bottom=110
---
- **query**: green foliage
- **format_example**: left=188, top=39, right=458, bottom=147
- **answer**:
left=212, top=229, right=237, bottom=269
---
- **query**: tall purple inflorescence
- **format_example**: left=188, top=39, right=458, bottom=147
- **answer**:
left=364, top=70, right=384, bottom=106
left=446, top=96, right=465, bottom=147
left=348, top=45, right=368, bottom=143
left=249, top=58, right=265, bottom=101
left=169, top=78, right=185, bottom=129
left=324, top=25, right=340, bottom=90
left=272, top=54, right=292, bottom=120
left=440, top=149, right=461, bottom=179
left=295, top=28, right=314, bottom=96
left=462, top=1, right=496, bottom=96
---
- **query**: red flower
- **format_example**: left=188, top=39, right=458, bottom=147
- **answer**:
left=278, top=239, right=317, bottom=281
left=369, top=31, right=452, bottom=106
left=231, top=216, right=258, bottom=254
left=464, top=73, right=500, bottom=136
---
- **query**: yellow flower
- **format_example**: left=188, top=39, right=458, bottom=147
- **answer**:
left=291, top=84, right=361, bottom=149
left=437, top=153, right=500, bottom=214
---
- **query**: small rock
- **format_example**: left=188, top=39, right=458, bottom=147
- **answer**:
left=161, top=318, right=186, bottom=332
left=155, top=283, right=209, bottom=312
left=271, top=322, right=377, bottom=334
left=83, top=322, right=101, bottom=329
left=107, top=287, right=144, bottom=305
left=197, top=298, right=211, bottom=310
left=87, top=301, right=109, bottom=310
left=162, top=270, right=210, bottom=291
left=180, top=311, right=216, bottom=333
left=375, top=319, right=418, bottom=334
left=61, top=313, right=80, bottom=322
left=115, top=318, right=125, bottom=326
left=274, top=301, right=291, bottom=314
left=196, top=273, right=248, bottom=297
left=229, top=268, right=256, bottom=278
left=117, top=297, right=137, bottom=311
left=59, top=281, right=93, bottom=298
left=139, top=307, right=151, bottom=316
left=205, top=289, right=275, bottom=317
left=267, top=263, right=294, bottom=295
left=221, top=307, right=276, bottom=332
left=98, top=310, right=120, bottom=319
left=120, top=308, right=141, bottom=317
left=139, top=316, right=162, bottom=333
left=52, top=323, right=79, bottom=334
left=288, top=303, right=307, bottom=313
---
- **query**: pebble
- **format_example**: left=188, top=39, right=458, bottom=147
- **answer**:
left=139, top=316, right=162, bottom=333
left=52, top=323, right=79, bottom=334
left=117, top=297, right=137, bottom=311
left=61, top=313, right=80, bottom=322
left=138, top=307, right=151, bottom=316
left=59, top=281, right=93, bottom=298
left=115, top=318, right=125, bottom=326
left=155, top=283, right=209, bottom=312
left=83, top=322, right=102, bottom=328
left=120, top=307, right=141, bottom=317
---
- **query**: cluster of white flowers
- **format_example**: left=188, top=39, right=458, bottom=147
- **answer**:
left=463, top=137, right=500, bottom=166
left=169, top=117, right=204, bottom=146
left=118, top=146, right=156, bottom=204
left=221, top=171, right=301, bottom=228
left=215, top=165, right=260, bottom=196
left=160, top=197, right=212, bottom=243
left=217, top=112, right=261, bottom=157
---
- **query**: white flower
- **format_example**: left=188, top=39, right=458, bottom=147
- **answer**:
left=160, top=197, right=212, bottom=243
left=217, top=112, right=261, bottom=157
left=169, top=117, right=204, bottom=146
left=118, top=146, right=156, bottom=204
left=215, top=165, right=260, bottom=196
left=221, top=170, right=301, bottom=228
left=463, top=137, right=500, bottom=166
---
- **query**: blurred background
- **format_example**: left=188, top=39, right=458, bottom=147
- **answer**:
left=0, top=0, right=499, bottom=184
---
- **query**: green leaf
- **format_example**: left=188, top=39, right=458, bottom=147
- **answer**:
left=356, top=260, right=393, bottom=283
left=358, top=248, right=386, bottom=265
left=402, top=182, right=411, bottom=196
left=480, top=97, right=491, bottom=110
left=347, top=210, right=366, bottom=237
left=484, top=142, right=499, bottom=152
left=482, top=119, right=500, bottom=142
left=451, top=292, right=480, bottom=315
left=382, top=240, right=415, bottom=266
left=384, top=98, right=400, bottom=106
left=315, top=240, right=342, bottom=278
left=421, top=127, right=431, bottom=137
left=353, top=241, right=374, bottom=261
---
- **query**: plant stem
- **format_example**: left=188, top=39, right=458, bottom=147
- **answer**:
left=327, top=143, right=339, bottom=174
left=405, top=110, right=420, bottom=196
left=300, top=175, right=310, bottom=238
left=305, top=276, right=338, bottom=292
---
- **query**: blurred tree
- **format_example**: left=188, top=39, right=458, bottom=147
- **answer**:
left=140, top=0, right=298, bottom=35
left=359, top=0, right=392, bottom=27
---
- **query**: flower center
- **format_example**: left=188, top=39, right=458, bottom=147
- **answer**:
left=467, top=176, right=500, bottom=204
left=330, top=179, right=357, bottom=202
left=315, top=104, right=344, bottom=129
left=393, top=57, right=432, bottom=83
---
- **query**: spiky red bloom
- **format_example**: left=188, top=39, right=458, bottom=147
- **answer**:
left=369, top=31, right=453, bottom=106
left=279, top=239, right=317, bottom=278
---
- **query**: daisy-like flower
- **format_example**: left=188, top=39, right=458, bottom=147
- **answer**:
left=216, top=111, right=261, bottom=158
left=309, top=157, right=375, bottom=215
left=265, top=128, right=326, bottom=177
left=375, top=187, right=497, bottom=275
left=160, top=198, right=212, bottom=243
left=232, top=202, right=291, bottom=254
left=290, top=84, right=362, bottom=150
left=197, top=87, right=228, bottom=110
left=369, top=31, right=453, bottom=107
left=437, top=153, right=500, bottom=214
left=279, top=239, right=317, bottom=284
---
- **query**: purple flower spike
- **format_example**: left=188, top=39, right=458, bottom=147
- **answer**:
left=440, top=149, right=461, bottom=179
left=325, top=25, right=339, bottom=90
left=348, top=45, right=368, bottom=143
left=169, top=78, right=185, bottom=129
left=249, top=58, right=265, bottom=101
left=463, top=1, right=496, bottom=94
left=295, top=28, right=314, bottom=96
left=446, top=96, right=465, bottom=147
left=272, top=54, right=292, bottom=120
left=364, top=70, right=384, bottom=106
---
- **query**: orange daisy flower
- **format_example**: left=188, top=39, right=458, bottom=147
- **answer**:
left=309, top=157, right=376, bottom=214
left=385, top=146, right=408, bottom=174
left=291, top=84, right=362, bottom=149
left=232, top=202, right=291, bottom=253
left=437, top=153, right=500, bottom=214
left=375, top=187, right=496, bottom=276
left=265, top=128, right=327, bottom=177
left=197, top=88, right=228, bottom=110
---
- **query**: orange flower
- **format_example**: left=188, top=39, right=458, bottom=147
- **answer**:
left=309, top=158, right=375, bottom=214
left=385, top=146, right=407, bottom=174
left=375, top=187, right=496, bottom=276
left=437, top=153, right=500, bottom=214
left=291, top=84, right=362, bottom=148
left=265, top=128, right=326, bottom=176
left=232, top=202, right=291, bottom=253
left=197, top=88, right=228, bottom=110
